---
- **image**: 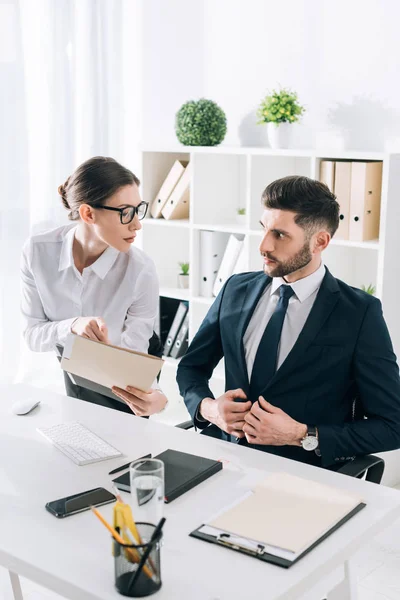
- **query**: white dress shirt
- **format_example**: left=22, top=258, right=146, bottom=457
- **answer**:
left=21, top=224, right=159, bottom=354
left=243, top=262, right=326, bottom=379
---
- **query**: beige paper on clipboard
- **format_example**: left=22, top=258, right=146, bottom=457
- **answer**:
left=61, top=334, right=164, bottom=392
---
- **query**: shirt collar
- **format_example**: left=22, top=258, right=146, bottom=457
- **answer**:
left=58, top=225, right=119, bottom=280
left=270, top=262, right=326, bottom=303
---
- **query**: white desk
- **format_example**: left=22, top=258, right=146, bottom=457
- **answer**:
left=1, top=383, right=400, bottom=600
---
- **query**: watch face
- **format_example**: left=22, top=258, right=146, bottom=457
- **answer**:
left=302, top=436, right=319, bottom=451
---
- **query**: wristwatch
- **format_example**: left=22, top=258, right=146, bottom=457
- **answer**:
left=301, top=426, right=319, bottom=451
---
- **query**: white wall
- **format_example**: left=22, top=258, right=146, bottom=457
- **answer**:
left=142, top=0, right=400, bottom=152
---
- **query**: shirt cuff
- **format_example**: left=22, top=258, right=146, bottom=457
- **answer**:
left=56, top=318, right=79, bottom=347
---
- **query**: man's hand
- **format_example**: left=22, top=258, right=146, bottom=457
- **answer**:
left=112, top=386, right=167, bottom=417
left=200, top=389, right=251, bottom=438
left=71, top=317, right=109, bottom=343
left=243, top=396, right=307, bottom=446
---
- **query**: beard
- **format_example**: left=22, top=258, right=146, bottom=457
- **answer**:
left=262, top=241, right=312, bottom=278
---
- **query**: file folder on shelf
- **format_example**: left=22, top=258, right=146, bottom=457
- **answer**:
left=319, top=160, right=336, bottom=192
left=169, top=313, right=189, bottom=359
left=213, top=234, right=244, bottom=297
left=334, top=161, right=352, bottom=240
left=150, top=160, right=188, bottom=218
left=163, top=301, right=188, bottom=356
left=190, top=472, right=366, bottom=568
left=349, top=161, right=383, bottom=242
left=199, top=230, right=229, bottom=297
left=161, top=163, right=191, bottom=220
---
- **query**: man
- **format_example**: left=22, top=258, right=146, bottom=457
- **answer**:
left=176, top=176, right=400, bottom=468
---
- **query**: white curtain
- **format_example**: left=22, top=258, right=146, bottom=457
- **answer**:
left=0, top=0, right=141, bottom=389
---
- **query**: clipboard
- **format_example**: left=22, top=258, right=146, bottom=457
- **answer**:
left=60, top=334, right=164, bottom=394
left=190, top=503, right=366, bottom=568
left=189, top=472, right=367, bottom=568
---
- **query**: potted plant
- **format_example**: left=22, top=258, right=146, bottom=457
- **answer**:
left=361, top=284, right=376, bottom=295
left=236, top=207, right=246, bottom=226
left=178, top=262, right=189, bottom=289
left=257, top=87, right=305, bottom=149
left=175, top=98, right=227, bottom=146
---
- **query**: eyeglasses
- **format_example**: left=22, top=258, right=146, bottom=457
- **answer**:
left=96, top=202, right=149, bottom=224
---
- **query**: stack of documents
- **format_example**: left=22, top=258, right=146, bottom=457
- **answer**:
left=191, top=472, right=365, bottom=567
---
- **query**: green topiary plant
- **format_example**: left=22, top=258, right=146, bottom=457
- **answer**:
left=237, top=208, right=246, bottom=215
left=175, top=99, right=227, bottom=146
left=257, top=87, right=305, bottom=125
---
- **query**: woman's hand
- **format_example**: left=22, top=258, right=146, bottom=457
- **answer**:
left=71, top=316, right=109, bottom=343
left=112, top=386, right=168, bottom=417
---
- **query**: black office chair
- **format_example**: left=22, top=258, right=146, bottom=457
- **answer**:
left=175, top=419, right=385, bottom=484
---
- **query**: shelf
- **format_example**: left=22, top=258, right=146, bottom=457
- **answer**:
left=248, top=229, right=380, bottom=250
left=142, top=145, right=388, bottom=161
left=191, top=296, right=215, bottom=306
left=143, top=218, right=190, bottom=228
left=193, top=223, right=248, bottom=234
left=330, top=238, right=380, bottom=250
left=159, top=287, right=190, bottom=301
left=162, top=356, right=181, bottom=367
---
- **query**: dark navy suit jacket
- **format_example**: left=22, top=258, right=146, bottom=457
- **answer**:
left=176, top=269, right=400, bottom=468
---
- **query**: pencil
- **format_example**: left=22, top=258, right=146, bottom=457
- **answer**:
left=90, top=507, right=153, bottom=579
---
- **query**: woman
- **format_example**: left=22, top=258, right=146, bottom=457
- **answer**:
left=21, top=156, right=167, bottom=416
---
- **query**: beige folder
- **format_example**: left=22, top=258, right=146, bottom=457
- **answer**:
left=150, top=160, right=188, bottom=218
left=334, top=161, right=352, bottom=240
left=61, top=335, right=163, bottom=393
left=349, top=161, right=382, bottom=242
left=319, top=160, right=336, bottom=192
left=209, top=472, right=363, bottom=555
left=161, top=163, right=191, bottom=220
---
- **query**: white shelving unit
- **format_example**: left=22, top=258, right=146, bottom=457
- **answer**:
left=138, top=146, right=400, bottom=420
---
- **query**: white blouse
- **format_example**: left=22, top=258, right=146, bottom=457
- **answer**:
left=21, top=224, right=159, bottom=355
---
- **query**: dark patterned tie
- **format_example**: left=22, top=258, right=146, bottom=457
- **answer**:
left=249, top=284, right=295, bottom=401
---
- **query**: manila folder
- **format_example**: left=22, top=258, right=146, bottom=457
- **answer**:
left=61, top=335, right=163, bottom=392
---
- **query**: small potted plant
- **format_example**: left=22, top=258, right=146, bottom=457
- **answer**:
left=178, top=262, right=189, bottom=289
left=257, top=87, right=305, bottom=149
left=361, top=284, right=376, bottom=295
left=236, top=207, right=246, bottom=226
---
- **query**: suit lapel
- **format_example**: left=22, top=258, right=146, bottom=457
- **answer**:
left=236, top=273, right=271, bottom=391
left=260, top=269, right=340, bottom=393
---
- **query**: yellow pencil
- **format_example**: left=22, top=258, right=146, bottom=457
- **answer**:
left=90, top=507, right=153, bottom=579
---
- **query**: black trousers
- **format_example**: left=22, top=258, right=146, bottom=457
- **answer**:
left=61, top=331, right=163, bottom=414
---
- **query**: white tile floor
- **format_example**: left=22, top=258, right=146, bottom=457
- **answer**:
left=1, top=496, right=400, bottom=599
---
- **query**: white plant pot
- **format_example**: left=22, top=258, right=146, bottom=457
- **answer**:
left=178, top=274, right=189, bottom=289
left=267, top=122, right=292, bottom=149
left=236, top=214, right=246, bottom=226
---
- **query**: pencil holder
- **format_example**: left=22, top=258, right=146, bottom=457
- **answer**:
left=113, top=522, right=162, bottom=597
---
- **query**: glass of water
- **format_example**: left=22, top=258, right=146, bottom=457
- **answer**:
left=130, top=458, right=164, bottom=534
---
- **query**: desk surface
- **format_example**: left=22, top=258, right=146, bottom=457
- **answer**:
left=1, top=383, right=400, bottom=600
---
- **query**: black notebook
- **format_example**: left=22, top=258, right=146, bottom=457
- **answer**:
left=112, top=449, right=223, bottom=503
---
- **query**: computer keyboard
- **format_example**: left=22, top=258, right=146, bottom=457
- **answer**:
left=37, top=421, right=122, bottom=466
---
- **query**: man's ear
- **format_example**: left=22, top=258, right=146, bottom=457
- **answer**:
left=313, top=231, right=330, bottom=254
left=79, top=204, right=95, bottom=224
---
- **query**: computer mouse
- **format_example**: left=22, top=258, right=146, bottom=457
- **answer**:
left=10, top=398, right=41, bottom=415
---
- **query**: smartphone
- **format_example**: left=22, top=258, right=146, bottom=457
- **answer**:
left=45, top=487, right=116, bottom=518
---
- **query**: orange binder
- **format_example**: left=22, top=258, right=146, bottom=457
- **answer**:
left=334, top=161, right=352, bottom=240
left=161, top=163, right=191, bottom=220
left=349, top=162, right=382, bottom=242
left=150, top=160, right=188, bottom=218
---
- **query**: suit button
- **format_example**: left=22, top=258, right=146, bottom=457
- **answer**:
left=335, top=458, right=339, bottom=462
left=340, top=456, right=345, bottom=461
